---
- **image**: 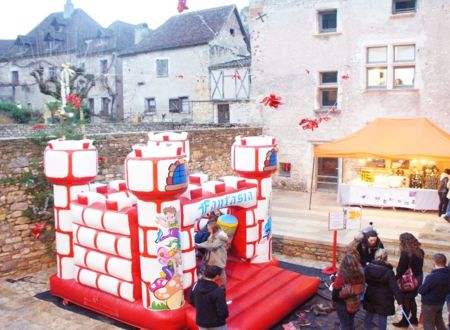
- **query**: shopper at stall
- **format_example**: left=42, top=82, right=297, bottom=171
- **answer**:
left=438, top=169, right=450, bottom=217
left=363, top=249, right=403, bottom=330
left=332, top=254, right=365, bottom=330
left=356, top=230, right=384, bottom=267
left=393, top=233, right=424, bottom=327
left=418, top=253, right=450, bottom=330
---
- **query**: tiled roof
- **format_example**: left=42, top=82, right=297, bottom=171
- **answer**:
left=121, top=5, right=238, bottom=56
left=3, top=9, right=136, bottom=59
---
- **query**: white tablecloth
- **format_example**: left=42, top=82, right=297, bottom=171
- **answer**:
left=337, top=184, right=439, bottom=211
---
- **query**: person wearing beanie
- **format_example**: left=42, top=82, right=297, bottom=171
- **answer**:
left=356, top=230, right=384, bottom=267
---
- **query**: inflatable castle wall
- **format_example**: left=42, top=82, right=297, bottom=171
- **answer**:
left=44, top=132, right=282, bottom=329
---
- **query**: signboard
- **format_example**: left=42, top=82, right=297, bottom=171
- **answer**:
left=328, top=212, right=345, bottom=230
left=328, top=207, right=362, bottom=231
left=344, top=207, right=362, bottom=230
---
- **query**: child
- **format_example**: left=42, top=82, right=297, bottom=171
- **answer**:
left=418, top=253, right=450, bottom=330
left=190, top=265, right=229, bottom=330
left=196, top=221, right=229, bottom=288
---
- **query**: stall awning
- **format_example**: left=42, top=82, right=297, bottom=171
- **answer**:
left=314, top=118, right=450, bottom=161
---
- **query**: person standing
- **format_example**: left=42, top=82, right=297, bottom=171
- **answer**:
left=418, top=254, right=450, bottom=330
left=356, top=230, right=384, bottom=267
left=363, top=249, right=403, bottom=330
left=195, top=221, right=229, bottom=288
left=332, top=254, right=365, bottom=330
left=438, top=169, right=450, bottom=217
left=393, top=232, right=424, bottom=327
left=189, top=265, right=229, bottom=330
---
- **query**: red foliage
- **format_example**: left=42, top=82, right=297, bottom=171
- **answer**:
left=32, top=124, right=45, bottom=131
left=298, top=116, right=331, bottom=131
left=98, top=156, right=106, bottom=163
left=261, top=94, right=283, bottom=109
left=341, top=73, right=350, bottom=80
left=32, top=222, right=45, bottom=239
left=232, top=74, right=241, bottom=80
left=177, top=0, right=189, bottom=13
left=66, top=94, right=82, bottom=110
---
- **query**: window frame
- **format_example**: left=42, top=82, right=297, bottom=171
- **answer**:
left=101, top=97, right=110, bottom=115
left=11, top=71, right=19, bottom=85
left=169, top=97, right=190, bottom=113
left=392, top=0, right=416, bottom=14
left=145, top=97, right=156, bottom=114
left=156, top=58, right=169, bottom=78
left=318, top=9, right=337, bottom=33
left=100, top=59, right=108, bottom=74
left=318, top=71, right=338, bottom=109
left=365, top=43, right=416, bottom=90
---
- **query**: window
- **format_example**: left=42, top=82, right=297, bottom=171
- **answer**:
left=318, top=71, right=338, bottom=108
left=366, top=44, right=415, bottom=89
left=11, top=71, right=19, bottom=85
left=100, top=59, right=108, bottom=74
left=145, top=98, right=156, bottom=113
left=393, top=0, right=416, bottom=14
left=318, top=10, right=337, bottom=33
left=101, top=97, right=110, bottom=115
left=88, top=98, right=95, bottom=113
left=230, top=28, right=235, bottom=36
left=48, top=66, right=57, bottom=80
left=156, top=59, right=168, bottom=77
left=169, top=97, right=190, bottom=113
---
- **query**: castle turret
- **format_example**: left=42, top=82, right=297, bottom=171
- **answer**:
left=44, top=139, right=97, bottom=279
left=231, top=136, right=278, bottom=263
left=125, top=142, right=188, bottom=311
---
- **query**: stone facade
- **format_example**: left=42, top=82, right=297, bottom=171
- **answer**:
left=246, top=0, right=450, bottom=191
left=0, top=126, right=262, bottom=278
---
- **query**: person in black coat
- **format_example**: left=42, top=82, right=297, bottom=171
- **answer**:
left=189, top=265, right=229, bottom=330
left=356, top=230, right=384, bottom=267
left=363, top=249, right=403, bottom=330
left=418, top=254, right=450, bottom=330
left=393, top=232, right=424, bottom=327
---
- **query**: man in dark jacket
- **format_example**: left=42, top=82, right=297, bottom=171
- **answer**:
left=190, top=265, right=229, bottom=330
left=356, top=230, right=384, bottom=267
left=418, top=254, right=450, bottom=330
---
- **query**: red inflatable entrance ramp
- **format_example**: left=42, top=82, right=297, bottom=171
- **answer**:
left=186, top=258, right=320, bottom=330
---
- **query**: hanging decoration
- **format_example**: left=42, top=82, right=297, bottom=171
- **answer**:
left=232, top=73, right=241, bottom=80
left=176, top=74, right=184, bottom=79
left=32, top=222, right=45, bottom=239
left=341, top=73, right=350, bottom=80
left=177, top=0, right=189, bottom=13
left=261, top=94, right=283, bottom=109
left=66, top=94, right=82, bottom=110
left=298, top=116, right=330, bottom=131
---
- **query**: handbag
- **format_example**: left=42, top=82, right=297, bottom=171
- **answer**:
left=399, top=267, right=419, bottom=292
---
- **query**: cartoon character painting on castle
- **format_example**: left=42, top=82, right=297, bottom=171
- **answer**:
left=42, top=131, right=321, bottom=330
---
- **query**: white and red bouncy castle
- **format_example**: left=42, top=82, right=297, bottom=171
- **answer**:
left=44, top=132, right=319, bottom=330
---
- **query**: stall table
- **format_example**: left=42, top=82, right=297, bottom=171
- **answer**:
left=337, top=184, right=439, bottom=211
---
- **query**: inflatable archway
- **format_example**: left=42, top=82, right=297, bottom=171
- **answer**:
left=44, top=132, right=320, bottom=330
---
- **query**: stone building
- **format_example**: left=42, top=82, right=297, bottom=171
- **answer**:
left=120, top=5, right=250, bottom=123
left=245, top=0, right=450, bottom=190
left=0, top=0, right=138, bottom=120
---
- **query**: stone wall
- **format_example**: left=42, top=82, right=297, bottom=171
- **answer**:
left=0, top=126, right=262, bottom=278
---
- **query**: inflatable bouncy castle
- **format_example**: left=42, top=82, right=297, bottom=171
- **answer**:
left=44, top=132, right=320, bottom=330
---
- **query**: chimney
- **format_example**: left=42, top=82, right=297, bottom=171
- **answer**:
left=134, top=23, right=150, bottom=45
left=64, top=0, right=75, bottom=19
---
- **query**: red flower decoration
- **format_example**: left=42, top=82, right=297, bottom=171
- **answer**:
left=329, top=105, right=338, bottom=112
left=32, top=222, right=45, bottom=239
left=177, top=0, right=189, bottom=13
left=261, top=94, right=283, bottom=109
left=232, top=74, right=241, bottom=80
left=176, top=74, right=184, bottom=79
left=341, top=73, right=350, bottom=80
left=32, top=124, right=45, bottom=131
left=299, top=116, right=332, bottom=130
left=66, top=94, right=82, bottom=110
left=318, top=116, right=331, bottom=123
left=98, top=156, right=106, bottom=163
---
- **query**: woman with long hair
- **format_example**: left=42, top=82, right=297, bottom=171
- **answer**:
left=332, top=254, right=365, bottom=330
left=393, top=232, right=424, bottom=327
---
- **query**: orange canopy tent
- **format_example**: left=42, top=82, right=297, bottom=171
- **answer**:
left=314, top=118, right=450, bottom=161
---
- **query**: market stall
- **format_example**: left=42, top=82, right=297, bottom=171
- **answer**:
left=313, top=118, right=450, bottom=211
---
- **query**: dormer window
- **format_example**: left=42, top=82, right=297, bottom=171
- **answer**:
left=230, top=28, right=235, bottom=36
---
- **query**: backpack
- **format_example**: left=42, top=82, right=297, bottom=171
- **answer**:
left=339, top=283, right=365, bottom=314
left=438, top=177, right=449, bottom=193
